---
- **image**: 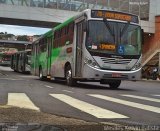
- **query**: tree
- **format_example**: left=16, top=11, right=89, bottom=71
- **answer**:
left=6, top=34, right=15, bottom=38
left=17, top=35, right=29, bottom=41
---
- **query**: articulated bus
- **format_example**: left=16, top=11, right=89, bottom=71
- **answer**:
left=11, top=49, right=31, bottom=73
left=31, top=9, right=143, bottom=89
left=0, top=48, right=18, bottom=66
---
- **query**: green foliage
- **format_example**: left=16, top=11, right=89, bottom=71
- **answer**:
left=17, top=35, right=29, bottom=41
left=0, top=32, right=15, bottom=40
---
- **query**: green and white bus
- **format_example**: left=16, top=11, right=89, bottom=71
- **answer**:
left=11, top=49, right=31, bottom=73
left=31, top=9, right=143, bottom=89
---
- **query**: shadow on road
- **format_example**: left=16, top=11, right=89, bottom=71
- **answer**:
left=39, top=79, right=136, bottom=92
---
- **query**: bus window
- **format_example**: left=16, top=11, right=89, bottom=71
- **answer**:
left=39, top=39, right=47, bottom=52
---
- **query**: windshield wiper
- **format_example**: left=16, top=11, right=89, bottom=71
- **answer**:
left=120, top=22, right=130, bottom=37
left=103, top=18, right=115, bottom=38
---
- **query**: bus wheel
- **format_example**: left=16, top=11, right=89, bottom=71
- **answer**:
left=65, top=65, right=76, bottom=86
left=108, top=80, right=121, bottom=89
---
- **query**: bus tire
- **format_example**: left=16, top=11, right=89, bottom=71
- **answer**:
left=65, top=65, right=76, bottom=86
left=108, top=80, right=121, bottom=89
left=152, top=73, right=157, bottom=80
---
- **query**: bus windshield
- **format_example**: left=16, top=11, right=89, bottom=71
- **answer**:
left=86, top=20, right=141, bottom=56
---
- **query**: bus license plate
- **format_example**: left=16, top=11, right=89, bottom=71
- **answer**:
left=112, top=73, right=121, bottom=77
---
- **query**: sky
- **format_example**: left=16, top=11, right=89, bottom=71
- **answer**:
left=0, top=24, right=51, bottom=36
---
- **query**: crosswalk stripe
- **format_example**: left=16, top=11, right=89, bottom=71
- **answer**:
left=121, top=95, right=160, bottom=103
left=88, top=94, right=160, bottom=114
left=7, top=93, right=40, bottom=111
left=50, top=94, right=128, bottom=119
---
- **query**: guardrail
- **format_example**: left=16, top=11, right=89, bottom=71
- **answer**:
left=142, top=40, right=160, bottom=66
left=0, top=0, right=100, bottom=11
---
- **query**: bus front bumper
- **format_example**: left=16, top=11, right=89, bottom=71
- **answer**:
left=82, top=64, right=142, bottom=81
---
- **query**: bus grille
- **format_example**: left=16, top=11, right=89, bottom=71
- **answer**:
left=101, top=57, right=131, bottom=64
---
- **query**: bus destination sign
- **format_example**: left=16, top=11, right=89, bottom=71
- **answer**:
left=91, top=10, right=139, bottom=23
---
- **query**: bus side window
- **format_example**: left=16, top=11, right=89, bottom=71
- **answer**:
left=39, top=38, right=47, bottom=52
left=55, top=29, right=61, bottom=48
left=61, top=27, right=66, bottom=47
left=68, top=22, right=74, bottom=43
left=58, top=29, right=62, bottom=47
left=54, top=31, right=58, bottom=48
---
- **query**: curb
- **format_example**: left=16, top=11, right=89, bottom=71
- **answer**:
left=141, top=79, right=160, bottom=83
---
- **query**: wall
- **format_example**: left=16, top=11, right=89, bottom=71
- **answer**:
left=142, top=16, right=160, bottom=64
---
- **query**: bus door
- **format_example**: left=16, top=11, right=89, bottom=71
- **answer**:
left=16, top=53, right=20, bottom=71
left=47, top=37, right=52, bottom=76
left=32, top=44, right=38, bottom=75
left=75, top=21, right=84, bottom=77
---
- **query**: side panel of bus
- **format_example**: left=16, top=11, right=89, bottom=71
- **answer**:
left=50, top=21, right=75, bottom=78
left=11, top=51, right=31, bottom=73
left=31, top=34, right=53, bottom=78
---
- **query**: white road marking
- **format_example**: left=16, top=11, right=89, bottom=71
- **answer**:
left=0, top=78, right=23, bottom=80
left=62, top=90, right=74, bottom=93
left=7, top=93, right=40, bottom=111
left=50, top=94, right=128, bottom=119
left=121, top=94, right=160, bottom=103
left=152, top=95, right=160, bottom=97
left=88, top=94, right=160, bottom=114
left=44, top=85, right=54, bottom=89
left=0, top=66, right=13, bottom=71
left=0, top=72, right=8, bottom=76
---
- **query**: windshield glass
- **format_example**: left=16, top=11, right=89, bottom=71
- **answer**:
left=86, top=20, right=141, bottom=56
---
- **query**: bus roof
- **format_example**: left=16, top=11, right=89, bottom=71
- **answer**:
left=35, top=16, right=74, bottom=42
left=43, top=29, right=54, bottom=38
left=53, top=17, right=74, bottom=31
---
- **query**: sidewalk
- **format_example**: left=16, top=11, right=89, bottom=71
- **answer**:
left=141, top=78, right=160, bottom=83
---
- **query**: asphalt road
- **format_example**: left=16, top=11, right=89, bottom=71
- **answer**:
left=0, top=66, right=160, bottom=130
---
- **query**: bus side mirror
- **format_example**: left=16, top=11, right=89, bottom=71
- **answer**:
left=141, top=29, right=144, bottom=45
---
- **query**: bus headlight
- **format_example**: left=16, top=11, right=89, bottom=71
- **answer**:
left=132, top=55, right=142, bottom=71
left=84, top=57, right=100, bottom=68
left=132, top=62, right=141, bottom=71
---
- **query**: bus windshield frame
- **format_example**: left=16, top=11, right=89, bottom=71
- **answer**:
left=86, top=20, right=142, bottom=58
